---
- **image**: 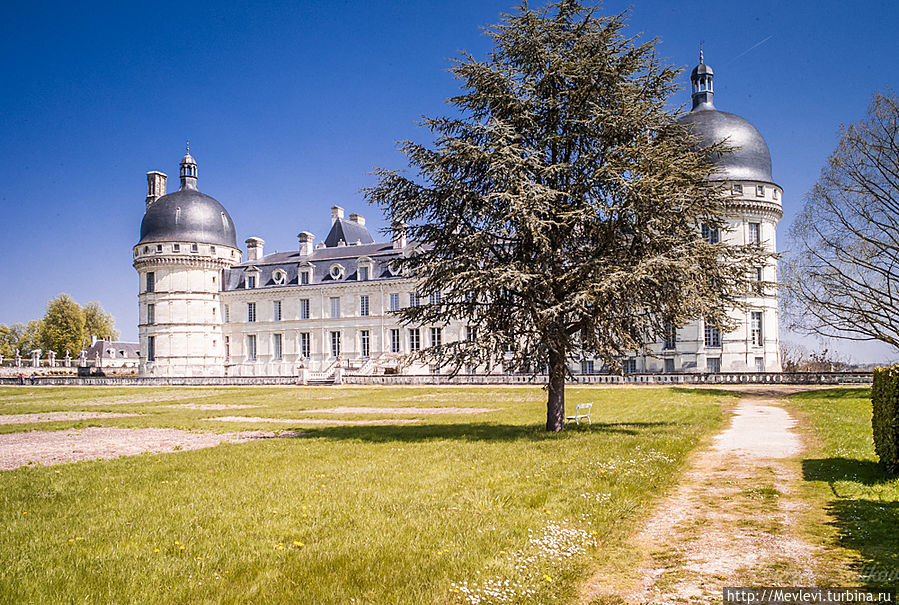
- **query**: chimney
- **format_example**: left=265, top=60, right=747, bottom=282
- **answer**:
left=349, top=213, right=365, bottom=226
left=297, top=231, right=315, bottom=256
left=392, top=221, right=407, bottom=250
left=146, top=171, right=167, bottom=208
left=91, top=335, right=97, bottom=346
left=245, top=237, right=265, bottom=261
left=331, top=205, right=345, bottom=224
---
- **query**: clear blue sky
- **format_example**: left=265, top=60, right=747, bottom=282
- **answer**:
left=1, top=0, right=897, bottom=362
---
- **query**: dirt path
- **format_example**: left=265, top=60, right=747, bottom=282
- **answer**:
left=581, top=387, right=826, bottom=604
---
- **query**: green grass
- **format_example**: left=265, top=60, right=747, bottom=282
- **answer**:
left=789, top=388, right=899, bottom=588
left=0, top=386, right=730, bottom=604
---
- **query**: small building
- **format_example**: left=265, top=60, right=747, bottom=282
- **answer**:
left=82, top=338, right=140, bottom=368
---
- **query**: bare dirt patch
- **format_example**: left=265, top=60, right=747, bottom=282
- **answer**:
left=0, top=412, right=142, bottom=425
left=166, top=404, right=261, bottom=410
left=580, top=387, right=837, bottom=604
left=0, top=427, right=300, bottom=470
left=302, top=406, right=497, bottom=415
left=205, top=416, right=420, bottom=425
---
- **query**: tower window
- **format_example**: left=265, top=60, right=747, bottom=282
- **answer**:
left=173, top=244, right=180, bottom=252
left=663, top=323, right=676, bottom=350
left=751, top=311, right=763, bottom=346
left=156, top=244, right=163, bottom=253
left=701, top=224, right=720, bottom=244
left=732, top=183, right=743, bottom=195
left=748, top=223, right=761, bottom=244
left=756, top=185, right=765, bottom=197
left=147, top=304, right=155, bottom=325
left=210, top=246, right=216, bottom=254
left=146, top=272, right=155, bottom=293
left=147, top=336, right=155, bottom=362
left=191, top=243, right=198, bottom=253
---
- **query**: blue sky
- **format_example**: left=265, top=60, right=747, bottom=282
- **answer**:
left=1, top=0, right=897, bottom=362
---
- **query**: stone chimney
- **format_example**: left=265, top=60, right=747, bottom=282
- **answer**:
left=392, top=221, right=407, bottom=250
left=91, top=335, right=98, bottom=346
left=349, top=213, right=365, bottom=226
left=245, top=237, right=265, bottom=261
left=146, top=171, right=167, bottom=208
left=297, top=231, right=315, bottom=256
left=331, top=205, right=345, bottom=225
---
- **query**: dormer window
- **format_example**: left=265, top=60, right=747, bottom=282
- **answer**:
left=191, top=243, right=199, bottom=253
left=173, top=244, right=180, bottom=252
left=356, top=257, right=372, bottom=281
left=329, top=264, right=345, bottom=280
left=247, top=275, right=256, bottom=289
left=156, top=244, right=163, bottom=253
left=358, top=266, right=369, bottom=281
left=756, top=185, right=765, bottom=197
left=210, top=246, right=216, bottom=254
left=773, top=189, right=779, bottom=200
left=732, top=183, right=743, bottom=195
left=272, top=269, right=287, bottom=285
left=298, top=262, right=313, bottom=285
left=245, top=266, right=259, bottom=289
left=143, top=246, right=150, bottom=254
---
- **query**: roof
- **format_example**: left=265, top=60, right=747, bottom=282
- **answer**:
left=222, top=241, right=406, bottom=291
left=83, top=340, right=140, bottom=359
left=324, top=218, right=374, bottom=247
left=138, top=187, right=239, bottom=248
left=678, top=108, right=774, bottom=184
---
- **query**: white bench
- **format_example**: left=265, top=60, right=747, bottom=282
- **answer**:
left=565, top=402, right=592, bottom=425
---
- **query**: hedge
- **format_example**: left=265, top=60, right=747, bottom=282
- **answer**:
left=872, top=365, right=899, bottom=475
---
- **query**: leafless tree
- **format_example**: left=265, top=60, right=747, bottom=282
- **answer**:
left=783, top=92, right=899, bottom=352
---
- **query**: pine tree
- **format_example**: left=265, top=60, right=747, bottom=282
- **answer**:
left=365, top=1, right=767, bottom=431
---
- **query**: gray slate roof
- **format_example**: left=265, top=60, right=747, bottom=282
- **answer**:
left=83, top=340, right=140, bottom=360
left=138, top=188, right=238, bottom=248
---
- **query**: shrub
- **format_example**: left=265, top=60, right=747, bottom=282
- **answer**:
left=871, top=366, right=899, bottom=474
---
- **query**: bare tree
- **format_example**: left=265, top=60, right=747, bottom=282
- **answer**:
left=784, top=92, right=899, bottom=352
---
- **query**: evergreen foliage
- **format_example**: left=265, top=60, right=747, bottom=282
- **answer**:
left=365, top=1, right=768, bottom=430
left=872, top=366, right=899, bottom=474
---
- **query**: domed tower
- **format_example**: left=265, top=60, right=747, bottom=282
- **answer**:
left=675, top=51, right=783, bottom=372
left=133, top=149, right=241, bottom=376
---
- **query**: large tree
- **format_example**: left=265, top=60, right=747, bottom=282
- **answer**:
left=783, top=92, right=899, bottom=351
left=82, top=301, right=119, bottom=348
left=366, top=1, right=766, bottom=431
left=40, top=294, right=84, bottom=356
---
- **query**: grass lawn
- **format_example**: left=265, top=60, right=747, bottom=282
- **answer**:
left=789, top=388, right=899, bottom=587
left=0, top=386, right=731, bottom=604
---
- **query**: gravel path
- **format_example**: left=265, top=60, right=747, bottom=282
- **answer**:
left=580, top=387, right=827, bottom=604
left=0, top=427, right=299, bottom=470
left=0, top=412, right=142, bottom=425
left=205, top=416, right=420, bottom=425
left=300, top=406, right=497, bottom=415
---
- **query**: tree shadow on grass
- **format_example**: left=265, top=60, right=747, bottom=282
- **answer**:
left=282, top=421, right=677, bottom=444
left=803, top=458, right=891, bottom=487
left=802, top=458, right=899, bottom=587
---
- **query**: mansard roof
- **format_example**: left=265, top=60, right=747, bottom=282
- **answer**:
left=324, top=218, right=375, bottom=247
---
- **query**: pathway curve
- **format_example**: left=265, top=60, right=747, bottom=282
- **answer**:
left=581, top=387, right=825, bottom=604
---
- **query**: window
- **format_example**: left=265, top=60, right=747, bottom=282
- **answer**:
left=173, top=244, right=180, bottom=252
left=707, top=357, right=721, bottom=373
left=754, top=267, right=764, bottom=294
left=701, top=224, right=720, bottom=244
left=773, top=189, right=779, bottom=200
left=755, top=357, right=765, bottom=372
left=330, top=331, right=341, bottom=357
left=300, top=270, right=310, bottom=285
left=272, top=270, right=287, bottom=285
left=390, top=329, right=400, bottom=353
left=430, top=327, right=442, bottom=348
left=330, top=297, right=341, bottom=318
left=300, top=332, right=311, bottom=358
left=748, top=222, right=760, bottom=244
left=247, top=335, right=257, bottom=361
left=146, top=272, right=155, bottom=293
left=147, top=336, right=155, bottom=362
left=623, top=359, right=637, bottom=374
left=224, top=336, right=230, bottom=362
left=300, top=299, right=310, bottom=320
left=358, top=266, right=369, bottom=281
left=466, top=326, right=477, bottom=342
left=429, top=292, right=442, bottom=306
left=581, top=360, right=595, bottom=374
left=273, top=333, right=283, bottom=360
left=247, top=302, right=256, bottom=323
left=360, top=330, right=370, bottom=358
left=409, top=328, right=420, bottom=352
left=273, top=301, right=282, bottom=321
left=389, top=293, right=400, bottom=312
left=663, top=323, right=676, bottom=350
left=732, top=183, right=743, bottom=195
left=756, top=185, right=765, bottom=197
left=704, top=323, right=721, bottom=347
left=329, top=264, right=345, bottom=280
left=360, top=295, right=369, bottom=317
left=191, top=243, right=198, bottom=253
left=147, top=303, right=155, bottom=324
left=210, top=246, right=216, bottom=254
left=409, top=292, right=420, bottom=307
left=664, top=358, right=675, bottom=373
left=751, top=311, right=763, bottom=346
left=248, top=275, right=258, bottom=289
left=156, top=244, right=163, bottom=253
left=224, top=305, right=230, bottom=323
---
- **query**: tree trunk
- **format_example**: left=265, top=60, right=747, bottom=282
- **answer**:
left=546, top=347, right=566, bottom=432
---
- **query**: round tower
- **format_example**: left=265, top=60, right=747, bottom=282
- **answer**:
left=133, top=149, right=241, bottom=376
left=677, top=51, right=783, bottom=372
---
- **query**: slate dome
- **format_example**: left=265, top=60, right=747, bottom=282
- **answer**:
left=138, top=153, right=238, bottom=249
left=677, top=54, right=774, bottom=184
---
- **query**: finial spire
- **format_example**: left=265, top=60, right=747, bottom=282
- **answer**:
left=186, top=140, right=190, bottom=154
left=699, top=41, right=704, bottom=64
left=690, top=46, right=715, bottom=111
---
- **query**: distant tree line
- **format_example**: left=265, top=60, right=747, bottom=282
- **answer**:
left=0, top=294, right=118, bottom=359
